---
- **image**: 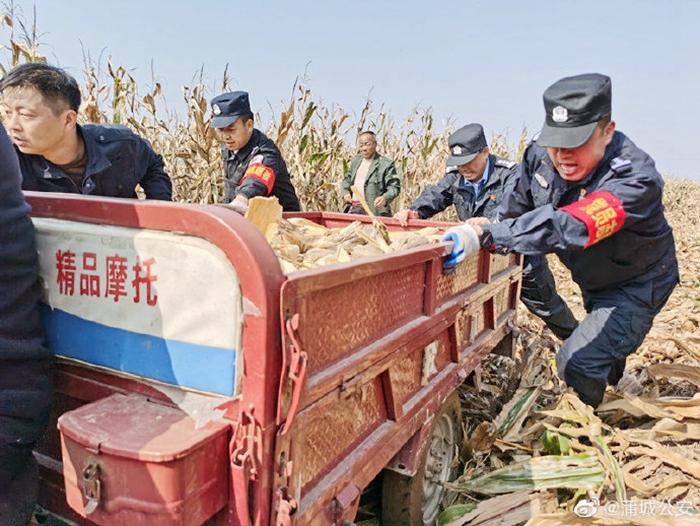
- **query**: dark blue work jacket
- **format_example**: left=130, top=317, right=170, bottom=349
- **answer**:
left=17, top=124, right=172, bottom=200
left=411, top=155, right=518, bottom=221
left=489, top=131, right=677, bottom=294
left=0, top=128, right=52, bottom=486
left=222, top=128, right=300, bottom=211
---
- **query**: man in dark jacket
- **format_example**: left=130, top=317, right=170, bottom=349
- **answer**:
left=394, top=123, right=517, bottom=224
left=398, top=123, right=578, bottom=340
left=209, top=91, right=300, bottom=213
left=0, top=126, right=53, bottom=525
left=0, top=63, right=172, bottom=200
left=443, top=73, right=678, bottom=408
left=341, top=131, right=401, bottom=216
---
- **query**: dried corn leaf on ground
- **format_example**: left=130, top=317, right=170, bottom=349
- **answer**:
left=444, top=177, right=700, bottom=525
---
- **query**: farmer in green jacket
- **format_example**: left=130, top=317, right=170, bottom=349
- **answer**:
left=341, top=131, right=401, bottom=217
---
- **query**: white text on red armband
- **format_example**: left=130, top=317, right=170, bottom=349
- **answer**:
left=243, top=163, right=275, bottom=194
left=560, top=191, right=626, bottom=247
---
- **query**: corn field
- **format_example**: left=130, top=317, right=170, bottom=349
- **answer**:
left=0, top=3, right=528, bottom=219
left=3, top=3, right=700, bottom=525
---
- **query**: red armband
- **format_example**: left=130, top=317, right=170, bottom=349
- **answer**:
left=560, top=191, right=626, bottom=248
left=242, top=162, right=275, bottom=194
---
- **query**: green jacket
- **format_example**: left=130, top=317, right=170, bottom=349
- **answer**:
left=341, top=153, right=401, bottom=216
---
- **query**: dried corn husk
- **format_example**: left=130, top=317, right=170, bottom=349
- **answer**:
left=267, top=216, right=443, bottom=273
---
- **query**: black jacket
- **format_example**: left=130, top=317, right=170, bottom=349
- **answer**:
left=17, top=124, right=172, bottom=200
left=222, top=128, right=300, bottom=211
left=410, top=154, right=517, bottom=221
left=488, top=131, right=677, bottom=293
left=0, top=127, right=52, bottom=487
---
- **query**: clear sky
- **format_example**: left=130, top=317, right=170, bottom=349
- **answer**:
left=7, top=0, right=700, bottom=180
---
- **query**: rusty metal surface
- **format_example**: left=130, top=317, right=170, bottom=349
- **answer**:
left=276, top=213, right=523, bottom=525
left=336, top=330, right=455, bottom=428
left=27, top=201, right=524, bottom=526
left=388, top=351, right=423, bottom=409
left=493, top=282, right=512, bottom=319
left=294, top=264, right=425, bottom=375
left=456, top=302, right=489, bottom=348
left=59, top=394, right=230, bottom=525
left=296, top=376, right=387, bottom=492
left=425, top=332, right=452, bottom=385
left=27, top=193, right=285, bottom=526
left=27, top=192, right=284, bottom=425
left=436, top=252, right=480, bottom=302
left=490, top=253, right=517, bottom=276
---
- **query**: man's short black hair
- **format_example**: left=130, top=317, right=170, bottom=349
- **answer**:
left=0, top=63, right=81, bottom=114
left=596, top=115, right=612, bottom=131
left=238, top=112, right=254, bottom=124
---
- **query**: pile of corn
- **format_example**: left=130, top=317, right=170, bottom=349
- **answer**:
left=242, top=196, right=444, bottom=274
left=270, top=217, right=443, bottom=274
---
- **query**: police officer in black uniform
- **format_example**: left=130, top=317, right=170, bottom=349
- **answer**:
left=210, top=91, right=300, bottom=213
left=394, top=124, right=578, bottom=339
left=395, top=123, right=578, bottom=340
left=395, top=123, right=517, bottom=224
left=443, top=73, right=678, bottom=408
left=0, top=126, right=53, bottom=525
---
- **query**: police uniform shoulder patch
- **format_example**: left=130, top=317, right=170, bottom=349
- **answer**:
left=495, top=158, right=516, bottom=169
left=534, top=172, right=549, bottom=189
left=610, top=157, right=632, bottom=173
left=250, top=154, right=265, bottom=165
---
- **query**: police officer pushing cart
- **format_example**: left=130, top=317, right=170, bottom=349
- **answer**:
left=443, top=73, right=679, bottom=408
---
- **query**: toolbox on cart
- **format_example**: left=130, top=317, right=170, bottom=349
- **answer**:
left=57, top=393, right=231, bottom=526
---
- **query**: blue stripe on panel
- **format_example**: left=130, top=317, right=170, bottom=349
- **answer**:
left=41, top=305, right=236, bottom=396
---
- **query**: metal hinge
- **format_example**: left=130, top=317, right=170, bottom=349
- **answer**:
left=230, top=405, right=263, bottom=526
left=82, top=460, right=101, bottom=515
left=274, top=486, right=298, bottom=526
left=230, top=405, right=263, bottom=480
left=276, top=313, right=308, bottom=435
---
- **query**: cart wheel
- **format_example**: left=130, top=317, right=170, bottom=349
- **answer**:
left=382, top=391, right=463, bottom=525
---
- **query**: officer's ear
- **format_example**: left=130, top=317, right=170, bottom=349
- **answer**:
left=63, top=109, right=78, bottom=132
left=603, top=120, right=616, bottom=146
left=244, top=117, right=255, bottom=134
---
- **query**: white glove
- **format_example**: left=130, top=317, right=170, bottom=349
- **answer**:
left=228, top=200, right=249, bottom=216
left=441, top=224, right=480, bottom=270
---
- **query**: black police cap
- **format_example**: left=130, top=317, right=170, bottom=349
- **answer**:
left=210, top=91, right=251, bottom=129
left=537, top=73, right=612, bottom=149
left=446, top=123, right=488, bottom=166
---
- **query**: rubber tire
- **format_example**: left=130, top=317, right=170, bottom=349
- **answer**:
left=382, top=391, right=463, bottom=526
